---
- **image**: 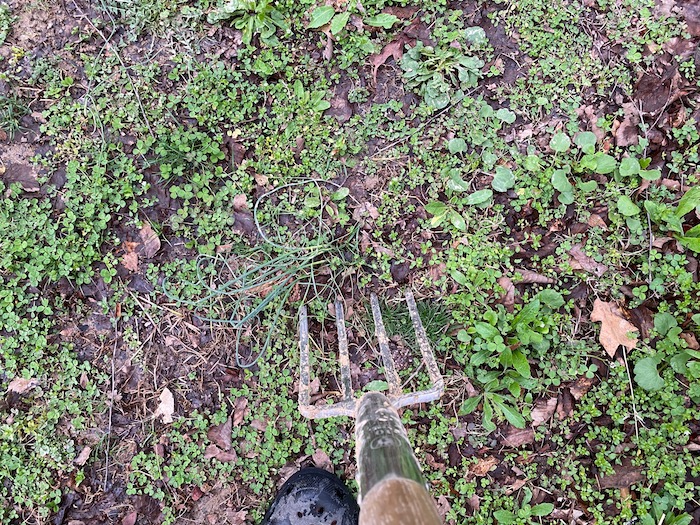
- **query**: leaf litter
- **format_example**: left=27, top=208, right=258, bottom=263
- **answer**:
left=590, top=299, right=639, bottom=358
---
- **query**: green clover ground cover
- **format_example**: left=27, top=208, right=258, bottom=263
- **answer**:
left=0, top=0, right=699, bottom=522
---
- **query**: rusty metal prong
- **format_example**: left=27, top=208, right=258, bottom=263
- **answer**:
left=393, top=290, right=444, bottom=408
left=298, top=305, right=312, bottom=416
left=370, top=293, right=402, bottom=398
left=335, top=297, right=353, bottom=402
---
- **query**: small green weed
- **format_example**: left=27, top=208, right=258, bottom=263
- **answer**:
left=0, top=2, right=11, bottom=46
left=208, top=0, right=289, bottom=45
left=401, top=39, right=485, bottom=109
left=0, top=94, right=28, bottom=138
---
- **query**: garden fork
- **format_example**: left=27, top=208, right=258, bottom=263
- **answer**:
left=298, top=291, right=444, bottom=525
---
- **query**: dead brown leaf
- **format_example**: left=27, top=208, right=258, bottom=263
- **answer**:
left=254, top=172, right=269, bottom=186
left=425, top=452, right=446, bottom=472
left=250, top=419, right=267, bottom=432
left=139, top=222, right=161, bottom=258
left=590, top=299, right=639, bottom=358
left=207, top=417, right=232, bottom=451
left=628, top=305, right=654, bottom=339
left=502, top=428, right=534, bottom=448
left=121, top=511, right=138, bottom=525
left=312, top=448, right=333, bottom=471
left=369, top=39, right=405, bottom=82
left=569, top=376, right=595, bottom=400
left=531, top=397, right=558, bottom=426
left=326, top=90, right=353, bottom=123
left=154, top=387, right=175, bottom=424
left=232, top=194, right=248, bottom=212
left=681, top=332, right=699, bottom=350
left=682, top=0, right=700, bottom=36
left=204, top=444, right=238, bottom=463
left=469, top=455, right=499, bottom=477
left=322, top=29, right=333, bottom=61
left=587, top=213, right=608, bottom=229
left=599, top=464, right=645, bottom=489
left=191, top=486, right=204, bottom=502
left=227, top=510, right=248, bottom=525
left=569, top=244, right=608, bottom=277
left=614, top=102, right=640, bottom=147
left=557, top=389, right=573, bottom=419
left=382, top=6, right=419, bottom=18
left=2, top=162, right=40, bottom=192
left=514, top=268, right=556, bottom=284
left=660, top=178, right=681, bottom=191
left=576, top=105, right=606, bottom=142
left=498, top=276, right=515, bottom=312
left=121, top=251, right=139, bottom=272
left=7, top=377, right=39, bottom=394
left=436, top=495, right=451, bottom=520
left=504, top=478, right=527, bottom=495
left=232, top=396, right=249, bottom=427
left=74, top=446, right=92, bottom=466
left=164, top=335, right=181, bottom=347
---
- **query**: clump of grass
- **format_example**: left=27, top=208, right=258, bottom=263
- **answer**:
left=164, top=179, right=360, bottom=367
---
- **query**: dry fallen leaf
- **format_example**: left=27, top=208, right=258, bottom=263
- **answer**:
left=504, top=478, right=527, bottom=495
left=590, top=299, right=639, bottom=358
left=207, top=416, right=232, bottom=451
left=530, top=397, right=558, bottom=426
left=254, top=172, right=269, bottom=186
left=369, top=39, right=405, bottom=82
left=7, top=377, right=39, bottom=394
left=498, top=276, right=516, bottom=312
left=569, top=376, right=595, bottom=400
left=613, top=102, right=640, bottom=147
left=139, top=222, right=161, bottom=258
left=154, top=387, right=175, bottom=424
left=232, top=396, right=249, bottom=427
left=569, top=244, right=608, bottom=277
left=232, top=194, right=248, bottom=212
left=227, top=510, right=248, bottom=525
left=514, top=268, right=556, bottom=284
left=122, top=511, right=138, bottom=525
left=204, top=444, right=237, bottom=463
left=250, top=419, right=267, bottom=432
left=74, top=446, right=92, bottom=466
left=556, top=389, right=573, bottom=420
left=469, top=455, right=499, bottom=477
left=681, top=332, right=699, bottom=350
left=502, top=428, right=534, bottom=448
left=599, top=463, right=645, bottom=489
left=121, top=251, right=139, bottom=272
left=587, top=213, right=608, bottom=229
left=322, top=29, right=333, bottom=61
left=436, top=495, right=451, bottom=520
left=312, top=448, right=333, bottom=471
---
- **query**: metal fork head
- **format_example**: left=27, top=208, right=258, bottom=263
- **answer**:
left=298, top=291, right=444, bottom=419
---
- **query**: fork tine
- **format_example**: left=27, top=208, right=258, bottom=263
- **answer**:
left=335, top=297, right=353, bottom=402
left=298, top=305, right=311, bottom=414
left=370, top=293, right=402, bottom=398
left=401, top=290, right=444, bottom=405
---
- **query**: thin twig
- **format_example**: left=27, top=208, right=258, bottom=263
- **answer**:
left=646, top=206, right=654, bottom=287
left=104, top=318, right=118, bottom=492
left=621, top=346, right=640, bottom=443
